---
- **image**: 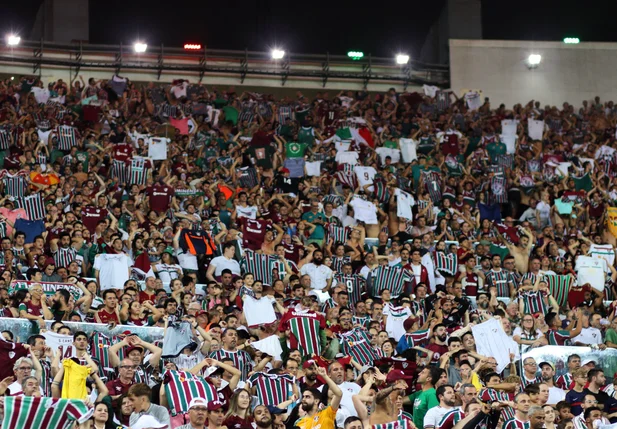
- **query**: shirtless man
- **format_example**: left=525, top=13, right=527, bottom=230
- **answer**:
left=496, top=225, right=534, bottom=274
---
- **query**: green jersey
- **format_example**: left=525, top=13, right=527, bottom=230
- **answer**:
left=298, top=126, right=315, bottom=145
left=409, top=388, right=439, bottom=428
left=286, top=142, right=309, bottom=158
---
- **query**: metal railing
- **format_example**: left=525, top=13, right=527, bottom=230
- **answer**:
left=0, top=40, right=450, bottom=89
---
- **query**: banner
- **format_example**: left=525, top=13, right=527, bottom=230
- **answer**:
left=174, top=189, right=204, bottom=198
left=523, top=346, right=617, bottom=380
left=608, top=207, right=617, bottom=238
left=471, top=318, right=520, bottom=373
left=0, top=318, right=164, bottom=344
left=9, top=280, right=84, bottom=300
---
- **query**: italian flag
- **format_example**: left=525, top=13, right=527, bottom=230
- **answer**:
left=334, top=127, right=374, bottom=148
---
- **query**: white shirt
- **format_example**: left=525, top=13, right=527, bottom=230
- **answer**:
left=235, top=205, right=258, bottom=220
left=243, top=295, right=277, bottom=327
left=319, top=381, right=360, bottom=428
left=572, top=327, right=603, bottom=345
left=300, top=263, right=333, bottom=290
left=209, top=256, right=241, bottom=277
left=547, top=386, right=566, bottom=405
left=175, top=248, right=198, bottom=271
left=424, top=406, right=454, bottom=429
left=93, top=253, right=132, bottom=291
left=154, top=263, right=183, bottom=283
left=355, top=166, right=377, bottom=188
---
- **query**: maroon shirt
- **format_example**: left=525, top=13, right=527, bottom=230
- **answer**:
left=147, top=184, right=173, bottom=213
left=105, top=378, right=132, bottom=408
left=81, top=206, right=108, bottom=234
left=97, top=307, right=120, bottom=324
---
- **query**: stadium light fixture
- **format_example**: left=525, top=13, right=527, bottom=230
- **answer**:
left=347, top=51, right=364, bottom=60
left=271, top=49, right=285, bottom=59
left=396, top=54, right=410, bottom=65
left=6, top=35, right=20, bottom=46
left=563, top=37, right=580, bottom=44
left=133, top=42, right=147, bottom=53
left=527, top=54, right=542, bottom=68
left=184, top=43, right=202, bottom=50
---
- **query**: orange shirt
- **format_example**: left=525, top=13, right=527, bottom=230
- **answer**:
left=296, top=406, right=337, bottom=429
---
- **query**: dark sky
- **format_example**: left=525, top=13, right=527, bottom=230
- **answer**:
left=1, top=0, right=617, bottom=58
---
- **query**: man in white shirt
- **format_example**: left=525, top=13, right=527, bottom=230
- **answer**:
left=206, top=242, right=241, bottom=282
left=299, top=249, right=333, bottom=291
left=320, top=360, right=361, bottom=428
left=572, top=313, right=604, bottom=348
left=539, top=362, right=566, bottom=405
left=424, top=384, right=457, bottom=429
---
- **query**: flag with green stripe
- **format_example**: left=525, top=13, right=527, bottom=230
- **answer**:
left=2, top=396, right=92, bottom=429
left=164, top=370, right=218, bottom=416
left=288, top=314, right=322, bottom=357
left=544, top=275, right=573, bottom=309
left=248, top=372, right=295, bottom=406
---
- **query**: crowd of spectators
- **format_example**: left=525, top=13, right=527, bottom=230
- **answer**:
left=0, top=73, right=616, bottom=429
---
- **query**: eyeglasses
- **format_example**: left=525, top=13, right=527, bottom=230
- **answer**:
left=524, top=362, right=536, bottom=366
left=17, top=367, right=32, bottom=371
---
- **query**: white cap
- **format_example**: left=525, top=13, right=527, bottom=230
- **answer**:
left=189, top=397, right=209, bottom=409
left=581, top=358, right=596, bottom=366
left=131, top=415, right=167, bottom=429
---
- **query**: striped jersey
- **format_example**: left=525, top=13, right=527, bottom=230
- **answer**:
left=556, top=373, right=573, bottom=390
left=2, top=396, right=92, bottom=429
left=369, top=266, right=411, bottom=298
left=279, top=309, right=326, bottom=357
left=52, top=246, right=77, bottom=268
left=518, top=290, right=549, bottom=315
left=338, top=328, right=380, bottom=366
left=248, top=372, right=295, bottom=406
left=16, top=194, right=46, bottom=221
left=55, top=125, right=78, bottom=151
left=333, top=273, right=365, bottom=306
left=544, top=275, right=573, bottom=309
left=546, top=328, right=571, bottom=346
left=502, top=418, right=530, bottom=429
left=0, top=127, right=11, bottom=149
left=3, top=173, right=27, bottom=199
left=434, top=252, right=458, bottom=276
left=485, top=269, right=510, bottom=297
left=396, top=329, right=430, bottom=353
left=241, top=250, right=277, bottom=286
left=331, top=255, right=351, bottom=274
left=163, top=370, right=217, bottom=416
left=208, top=348, right=253, bottom=381
left=437, top=408, right=464, bottom=429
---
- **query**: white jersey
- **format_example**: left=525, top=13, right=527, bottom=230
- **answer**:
left=354, top=166, right=377, bottom=188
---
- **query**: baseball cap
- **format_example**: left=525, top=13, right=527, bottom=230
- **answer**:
left=188, top=397, right=208, bottom=409
left=385, top=370, right=415, bottom=384
left=126, top=345, right=144, bottom=355
left=403, top=317, right=419, bottom=331
left=208, top=400, right=225, bottom=411
left=581, top=358, right=596, bottom=366
left=302, top=359, right=317, bottom=369
left=163, top=246, right=174, bottom=255
left=538, top=361, right=554, bottom=371
left=281, top=168, right=290, bottom=174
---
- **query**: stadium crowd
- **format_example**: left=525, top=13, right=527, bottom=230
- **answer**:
left=0, top=74, right=615, bottom=429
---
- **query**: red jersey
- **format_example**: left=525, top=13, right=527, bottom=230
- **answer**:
left=426, top=343, right=449, bottom=364
left=105, top=378, right=132, bottom=407
left=0, top=340, right=28, bottom=381
left=113, top=143, right=133, bottom=162
left=241, top=218, right=270, bottom=251
left=147, top=184, right=173, bottom=213
left=457, top=271, right=480, bottom=297
left=97, top=307, right=119, bottom=324
left=81, top=206, right=108, bottom=234
left=282, top=241, right=303, bottom=264
left=139, top=290, right=156, bottom=303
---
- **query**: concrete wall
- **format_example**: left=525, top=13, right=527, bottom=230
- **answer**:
left=449, top=39, right=617, bottom=108
left=421, top=0, right=482, bottom=65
